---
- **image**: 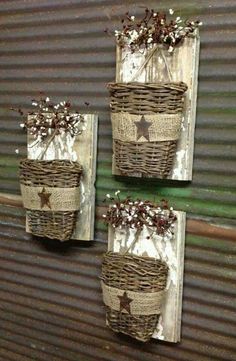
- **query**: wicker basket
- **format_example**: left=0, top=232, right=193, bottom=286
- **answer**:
left=101, top=252, right=169, bottom=342
left=108, top=82, right=188, bottom=178
left=19, top=159, right=83, bottom=241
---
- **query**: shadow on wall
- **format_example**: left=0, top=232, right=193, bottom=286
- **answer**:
left=32, top=235, right=96, bottom=255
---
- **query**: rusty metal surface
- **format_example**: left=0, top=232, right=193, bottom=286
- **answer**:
left=0, top=205, right=235, bottom=361
left=0, top=0, right=235, bottom=220
left=0, top=1, right=236, bottom=360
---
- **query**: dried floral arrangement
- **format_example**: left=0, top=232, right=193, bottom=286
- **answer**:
left=103, top=191, right=177, bottom=236
left=106, top=8, right=197, bottom=179
left=101, top=192, right=177, bottom=341
left=13, top=95, right=86, bottom=143
left=106, top=8, right=202, bottom=53
left=17, top=95, right=86, bottom=241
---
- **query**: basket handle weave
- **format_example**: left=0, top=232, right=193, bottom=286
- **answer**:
left=130, top=45, right=173, bottom=82
left=123, top=228, right=142, bottom=255
left=39, top=128, right=58, bottom=160
left=29, top=128, right=76, bottom=161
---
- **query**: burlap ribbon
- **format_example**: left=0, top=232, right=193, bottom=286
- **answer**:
left=20, top=184, right=80, bottom=211
left=111, top=112, right=182, bottom=142
left=101, top=281, right=165, bottom=316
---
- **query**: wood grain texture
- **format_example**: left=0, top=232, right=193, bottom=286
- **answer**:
left=26, top=113, right=98, bottom=241
left=71, top=114, right=98, bottom=241
left=115, top=33, right=200, bottom=181
left=107, top=211, right=186, bottom=343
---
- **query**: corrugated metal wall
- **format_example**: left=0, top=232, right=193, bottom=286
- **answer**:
left=0, top=1, right=235, bottom=360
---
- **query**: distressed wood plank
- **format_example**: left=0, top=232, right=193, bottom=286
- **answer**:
left=26, top=113, right=98, bottom=241
left=108, top=210, right=186, bottom=343
left=115, top=32, right=200, bottom=181
left=71, top=114, right=98, bottom=241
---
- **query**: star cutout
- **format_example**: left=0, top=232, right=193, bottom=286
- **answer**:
left=38, top=187, right=52, bottom=209
left=118, top=291, right=133, bottom=314
left=134, top=115, right=152, bottom=141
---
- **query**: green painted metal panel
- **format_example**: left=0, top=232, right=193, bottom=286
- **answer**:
left=0, top=0, right=236, bottom=223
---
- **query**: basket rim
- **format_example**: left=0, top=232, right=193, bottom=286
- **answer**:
left=104, top=251, right=167, bottom=265
left=107, top=81, right=188, bottom=92
left=19, top=158, right=82, bottom=169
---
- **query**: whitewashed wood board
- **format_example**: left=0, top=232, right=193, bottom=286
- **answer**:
left=114, top=32, right=200, bottom=181
left=108, top=211, right=186, bottom=343
left=26, top=113, right=98, bottom=241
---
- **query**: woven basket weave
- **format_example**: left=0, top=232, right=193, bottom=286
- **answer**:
left=19, top=159, right=83, bottom=241
left=108, top=82, right=188, bottom=178
left=101, top=252, right=168, bottom=342
left=113, top=139, right=177, bottom=177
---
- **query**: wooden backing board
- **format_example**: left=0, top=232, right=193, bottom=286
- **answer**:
left=114, top=32, right=200, bottom=181
left=107, top=211, right=186, bottom=343
left=26, top=113, right=98, bottom=241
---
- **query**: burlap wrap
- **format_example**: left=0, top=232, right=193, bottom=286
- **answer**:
left=101, top=281, right=164, bottom=316
left=111, top=112, right=182, bottom=142
left=20, top=184, right=80, bottom=211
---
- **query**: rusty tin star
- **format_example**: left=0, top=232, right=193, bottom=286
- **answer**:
left=134, top=115, right=152, bottom=141
left=118, top=291, right=133, bottom=314
left=38, top=187, right=52, bottom=209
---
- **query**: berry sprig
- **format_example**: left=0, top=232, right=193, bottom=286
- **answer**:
left=103, top=191, right=176, bottom=236
left=12, top=95, right=88, bottom=141
left=106, top=8, right=202, bottom=53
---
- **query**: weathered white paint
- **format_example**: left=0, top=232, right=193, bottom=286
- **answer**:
left=28, top=131, right=77, bottom=161
left=71, top=114, right=98, bottom=241
left=27, top=113, right=98, bottom=241
left=108, top=210, right=186, bottom=343
left=115, top=32, right=200, bottom=181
